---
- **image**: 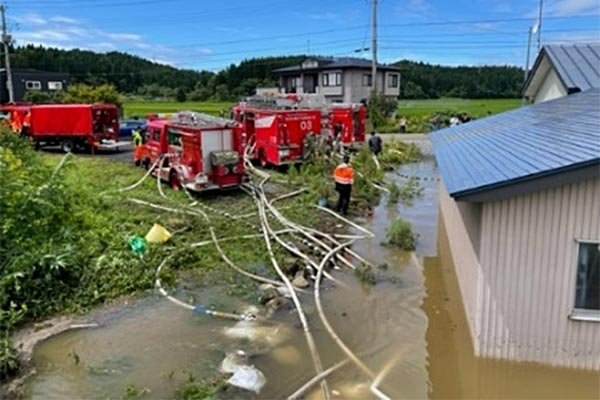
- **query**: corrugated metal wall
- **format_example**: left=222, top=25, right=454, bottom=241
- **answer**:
left=478, top=177, right=600, bottom=370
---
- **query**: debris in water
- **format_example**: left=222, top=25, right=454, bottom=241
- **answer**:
left=220, top=350, right=248, bottom=374
left=227, top=365, right=266, bottom=394
left=292, top=271, right=310, bottom=289
left=276, top=286, right=292, bottom=298
left=223, top=321, right=288, bottom=346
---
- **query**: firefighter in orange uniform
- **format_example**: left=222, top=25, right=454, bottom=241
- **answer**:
left=333, top=154, right=354, bottom=215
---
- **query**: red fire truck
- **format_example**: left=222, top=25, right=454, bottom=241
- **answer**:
left=231, top=101, right=322, bottom=167
left=328, top=103, right=367, bottom=150
left=3, top=104, right=120, bottom=153
left=134, top=111, right=246, bottom=192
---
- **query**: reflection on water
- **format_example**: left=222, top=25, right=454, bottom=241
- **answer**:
left=24, top=156, right=600, bottom=399
left=425, top=217, right=600, bottom=399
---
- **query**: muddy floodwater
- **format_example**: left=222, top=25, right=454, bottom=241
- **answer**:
left=24, top=156, right=600, bottom=399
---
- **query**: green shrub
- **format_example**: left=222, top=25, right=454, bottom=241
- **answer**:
left=385, top=218, right=417, bottom=251
left=369, top=92, right=398, bottom=129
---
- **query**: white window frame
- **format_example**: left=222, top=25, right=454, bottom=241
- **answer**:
left=48, top=81, right=63, bottom=90
left=569, top=239, right=600, bottom=322
left=25, top=80, right=42, bottom=90
left=323, top=72, right=342, bottom=87
left=334, top=72, right=341, bottom=86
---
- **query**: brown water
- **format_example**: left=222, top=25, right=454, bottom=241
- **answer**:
left=24, top=156, right=600, bottom=399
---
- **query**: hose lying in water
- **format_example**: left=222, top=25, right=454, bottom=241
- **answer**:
left=314, top=241, right=392, bottom=400
left=247, top=163, right=330, bottom=400
left=155, top=259, right=257, bottom=321
left=287, top=359, right=350, bottom=400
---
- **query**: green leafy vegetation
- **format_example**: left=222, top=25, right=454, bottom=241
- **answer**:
left=354, top=263, right=376, bottom=285
left=24, top=83, right=124, bottom=108
left=0, top=128, right=285, bottom=380
left=13, top=45, right=522, bottom=102
left=388, top=177, right=423, bottom=206
left=368, top=92, right=398, bottom=129
left=393, top=60, right=523, bottom=99
left=173, top=376, right=228, bottom=400
left=378, top=140, right=422, bottom=170
left=385, top=218, right=418, bottom=251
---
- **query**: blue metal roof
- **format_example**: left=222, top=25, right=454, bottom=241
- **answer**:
left=430, top=88, right=600, bottom=199
left=524, top=44, right=600, bottom=95
left=545, top=44, right=600, bottom=92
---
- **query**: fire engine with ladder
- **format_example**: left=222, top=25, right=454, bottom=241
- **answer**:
left=134, top=111, right=246, bottom=192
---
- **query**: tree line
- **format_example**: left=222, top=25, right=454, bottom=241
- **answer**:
left=11, top=45, right=523, bottom=101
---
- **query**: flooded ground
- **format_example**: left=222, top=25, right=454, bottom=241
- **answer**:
left=23, top=154, right=599, bottom=399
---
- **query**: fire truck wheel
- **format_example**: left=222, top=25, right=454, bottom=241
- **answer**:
left=259, top=150, right=268, bottom=168
left=61, top=139, right=74, bottom=153
left=143, top=158, right=151, bottom=170
left=134, top=159, right=141, bottom=167
left=169, top=169, right=181, bottom=190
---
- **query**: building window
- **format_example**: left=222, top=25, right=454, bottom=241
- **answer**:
left=48, top=81, right=63, bottom=90
left=362, top=73, right=372, bottom=86
left=322, top=72, right=341, bottom=87
left=25, top=80, right=42, bottom=90
left=573, top=241, right=600, bottom=318
left=388, top=74, right=399, bottom=88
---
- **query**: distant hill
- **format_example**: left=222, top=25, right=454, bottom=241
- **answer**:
left=10, top=45, right=522, bottom=99
left=392, top=59, right=523, bottom=99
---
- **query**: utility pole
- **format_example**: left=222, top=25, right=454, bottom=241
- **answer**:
left=1, top=4, right=14, bottom=103
left=371, top=0, right=378, bottom=94
left=522, top=26, right=533, bottom=106
left=536, top=0, right=544, bottom=51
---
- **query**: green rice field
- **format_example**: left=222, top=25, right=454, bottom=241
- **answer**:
left=123, top=98, right=521, bottom=121
left=397, top=97, right=521, bottom=118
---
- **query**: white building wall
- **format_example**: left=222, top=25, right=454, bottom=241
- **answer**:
left=440, top=177, right=600, bottom=370
left=477, top=177, right=600, bottom=369
left=439, top=184, right=482, bottom=348
left=534, top=67, right=568, bottom=103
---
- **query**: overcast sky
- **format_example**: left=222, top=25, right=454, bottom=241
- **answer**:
left=7, top=0, right=600, bottom=71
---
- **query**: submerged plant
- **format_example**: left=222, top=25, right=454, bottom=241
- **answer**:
left=385, top=218, right=418, bottom=251
left=354, top=263, right=376, bottom=285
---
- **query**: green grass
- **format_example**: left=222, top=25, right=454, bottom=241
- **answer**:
left=123, top=101, right=234, bottom=118
left=397, top=97, right=521, bottom=118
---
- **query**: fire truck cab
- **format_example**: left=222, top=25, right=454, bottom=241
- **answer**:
left=232, top=102, right=321, bottom=167
left=328, top=103, right=367, bottom=150
left=134, top=112, right=246, bottom=192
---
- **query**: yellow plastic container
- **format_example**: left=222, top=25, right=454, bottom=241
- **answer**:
left=145, top=224, right=172, bottom=243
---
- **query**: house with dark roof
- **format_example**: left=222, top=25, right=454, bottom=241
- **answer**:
left=523, top=43, right=600, bottom=103
left=0, top=68, right=70, bottom=104
left=431, top=88, right=600, bottom=370
left=272, top=57, right=400, bottom=103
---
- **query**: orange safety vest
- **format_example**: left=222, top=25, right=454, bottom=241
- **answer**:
left=333, top=163, right=354, bottom=185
